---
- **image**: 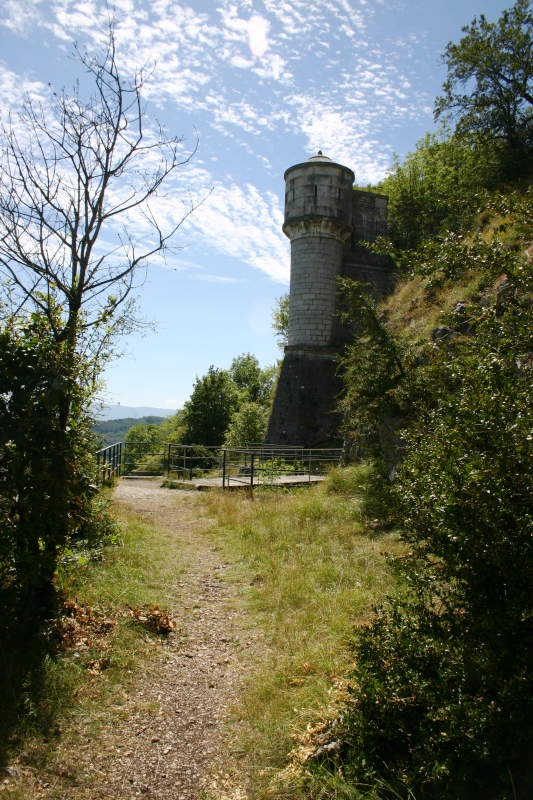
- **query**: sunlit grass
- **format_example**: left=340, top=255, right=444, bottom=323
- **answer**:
left=203, top=466, right=401, bottom=798
left=58, top=508, right=187, bottom=610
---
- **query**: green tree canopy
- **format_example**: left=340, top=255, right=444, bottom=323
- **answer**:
left=378, top=130, right=498, bottom=248
left=182, top=367, right=241, bottom=447
left=435, top=0, right=533, bottom=173
left=229, top=353, right=275, bottom=405
left=159, top=409, right=187, bottom=443
left=224, top=402, right=269, bottom=448
left=124, top=422, right=163, bottom=446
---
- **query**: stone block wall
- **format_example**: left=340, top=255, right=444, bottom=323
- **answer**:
left=265, top=350, right=344, bottom=447
left=351, top=190, right=388, bottom=246
left=266, top=156, right=396, bottom=448
left=287, top=222, right=346, bottom=348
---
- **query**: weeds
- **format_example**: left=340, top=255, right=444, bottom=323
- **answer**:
left=0, top=506, right=186, bottom=782
left=203, top=466, right=400, bottom=798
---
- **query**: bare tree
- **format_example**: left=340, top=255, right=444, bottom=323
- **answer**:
left=0, top=25, right=200, bottom=356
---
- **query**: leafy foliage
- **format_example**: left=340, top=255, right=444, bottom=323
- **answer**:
left=0, top=314, right=98, bottom=605
left=271, top=293, right=290, bottom=349
left=224, top=402, right=269, bottom=447
left=339, top=280, right=405, bottom=455
left=182, top=356, right=274, bottom=447
left=435, top=0, right=533, bottom=176
left=124, top=422, right=163, bottom=447
left=229, top=353, right=276, bottom=405
left=338, top=196, right=533, bottom=798
left=181, top=366, right=242, bottom=447
left=378, top=131, right=498, bottom=249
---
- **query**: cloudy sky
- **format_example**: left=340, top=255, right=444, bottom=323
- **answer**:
left=0, top=0, right=511, bottom=410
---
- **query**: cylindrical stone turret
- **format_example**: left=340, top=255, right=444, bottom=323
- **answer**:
left=283, top=153, right=355, bottom=349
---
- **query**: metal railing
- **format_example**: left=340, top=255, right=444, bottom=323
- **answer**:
left=95, top=442, right=122, bottom=485
left=166, top=444, right=222, bottom=480
left=122, top=441, right=167, bottom=475
left=94, top=440, right=342, bottom=492
left=221, top=445, right=342, bottom=493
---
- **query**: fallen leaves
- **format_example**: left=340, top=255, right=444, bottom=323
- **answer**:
left=53, top=598, right=177, bottom=676
left=126, top=604, right=177, bottom=635
left=55, top=599, right=115, bottom=651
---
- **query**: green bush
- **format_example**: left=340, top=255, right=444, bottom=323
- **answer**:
left=378, top=130, right=499, bottom=249
left=339, top=234, right=533, bottom=798
left=0, top=314, right=97, bottom=607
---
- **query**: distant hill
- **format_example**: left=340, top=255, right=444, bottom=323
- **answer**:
left=93, top=416, right=169, bottom=449
left=94, top=405, right=177, bottom=421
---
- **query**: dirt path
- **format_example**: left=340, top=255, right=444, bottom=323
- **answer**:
left=101, top=479, right=250, bottom=800
left=11, top=480, right=254, bottom=800
left=102, top=480, right=252, bottom=800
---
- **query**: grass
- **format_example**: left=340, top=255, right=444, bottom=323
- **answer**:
left=0, top=503, right=187, bottom=797
left=202, top=465, right=401, bottom=799
left=1, top=467, right=398, bottom=800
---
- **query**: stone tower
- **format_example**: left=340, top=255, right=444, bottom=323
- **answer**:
left=265, top=152, right=394, bottom=448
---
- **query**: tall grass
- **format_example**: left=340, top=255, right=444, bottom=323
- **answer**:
left=203, top=465, right=400, bottom=798
left=0, top=506, right=187, bottom=791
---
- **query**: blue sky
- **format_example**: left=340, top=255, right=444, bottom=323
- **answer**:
left=0, top=0, right=511, bottom=410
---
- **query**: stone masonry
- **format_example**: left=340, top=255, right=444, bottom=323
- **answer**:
left=265, top=152, right=395, bottom=448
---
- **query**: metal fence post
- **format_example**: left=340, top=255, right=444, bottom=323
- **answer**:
left=250, top=452, right=255, bottom=501
left=222, top=448, right=227, bottom=490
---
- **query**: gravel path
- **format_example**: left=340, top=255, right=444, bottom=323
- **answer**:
left=8, top=479, right=253, bottom=799
left=102, top=479, right=250, bottom=800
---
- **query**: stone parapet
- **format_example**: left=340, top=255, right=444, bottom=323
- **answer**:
left=283, top=217, right=352, bottom=242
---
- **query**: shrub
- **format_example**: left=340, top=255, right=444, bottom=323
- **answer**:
left=0, top=314, right=97, bottom=607
left=339, top=236, right=533, bottom=798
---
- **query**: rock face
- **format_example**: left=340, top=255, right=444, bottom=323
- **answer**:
left=266, top=153, right=396, bottom=448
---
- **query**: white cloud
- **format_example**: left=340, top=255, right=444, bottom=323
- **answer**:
left=287, top=93, right=392, bottom=184
left=0, top=0, right=43, bottom=35
left=117, top=162, right=289, bottom=284
left=1, top=0, right=436, bottom=283
left=187, top=182, right=289, bottom=284
left=0, top=63, right=46, bottom=110
left=248, top=14, right=269, bottom=57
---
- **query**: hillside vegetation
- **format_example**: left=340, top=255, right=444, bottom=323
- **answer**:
left=93, top=416, right=168, bottom=449
left=325, top=3, right=533, bottom=797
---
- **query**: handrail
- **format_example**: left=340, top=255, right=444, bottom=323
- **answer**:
left=95, top=441, right=122, bottom=485
left=95, top=441, right=342, bottom=491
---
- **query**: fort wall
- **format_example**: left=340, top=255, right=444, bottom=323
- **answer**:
left=265, top=153, right=396, bottom=447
